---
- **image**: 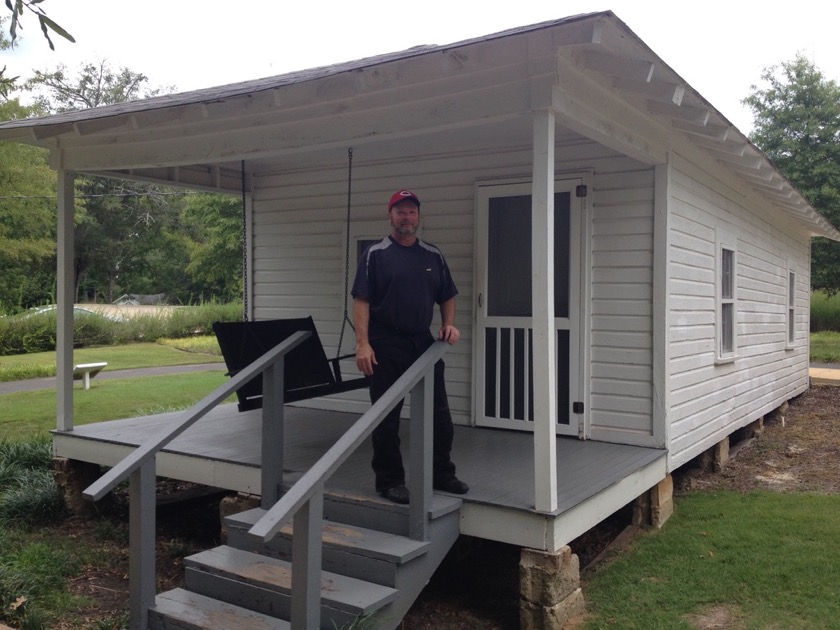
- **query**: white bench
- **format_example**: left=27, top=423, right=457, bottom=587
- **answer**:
left=73, top=362, right=108, bottom=389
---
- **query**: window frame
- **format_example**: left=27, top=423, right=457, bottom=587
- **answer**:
left=715, top=233, right=737, bottom=363
left=786, top=265, right=796, bottom=349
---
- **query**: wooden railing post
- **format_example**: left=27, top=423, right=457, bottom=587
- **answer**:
left=82, top=331, right=310, bottom=629
left=129, top=458, right=156, bottom=630
left=408, top=371, right=434, bottom=541
left=247, top=342, right=450, bottom=627
left=291, top=485, right=324, bottom=630
left=261, top=361, right=285, bottom=508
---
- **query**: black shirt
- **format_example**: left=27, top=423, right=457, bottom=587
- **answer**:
left=352, top=236, right=458, bottom=336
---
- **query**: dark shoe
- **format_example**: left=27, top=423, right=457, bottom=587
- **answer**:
left=379, top=485, right=410, bottom=504
left=434, top=477, right=469, bottom=494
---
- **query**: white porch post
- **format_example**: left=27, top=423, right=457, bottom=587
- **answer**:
left=531, top=109, right=558, bottom=512
left=56, top=169, right=75, bottom=432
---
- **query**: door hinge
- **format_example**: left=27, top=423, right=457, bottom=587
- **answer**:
left=573, top=402, right=584, bottom=414
left=575, top=185, right=588, bottom=198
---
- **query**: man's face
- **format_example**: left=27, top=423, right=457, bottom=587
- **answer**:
left=389, top=200, right=420, bottom=236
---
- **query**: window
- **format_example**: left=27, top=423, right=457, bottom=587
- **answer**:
left=787, top=269, right=796, bottom=347
left=717, top=240, right=737, bottom=361
left=347, top=220, right=387, bottom=295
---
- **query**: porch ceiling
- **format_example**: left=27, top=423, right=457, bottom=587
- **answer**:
left=1, top=11, right=837, bottom=240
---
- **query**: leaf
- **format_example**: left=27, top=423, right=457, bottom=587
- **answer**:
left=38, top=14, right=75, bottom=43
left=37, top=15, right=55, bottom=50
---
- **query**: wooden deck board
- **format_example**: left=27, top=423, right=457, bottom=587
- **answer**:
left=54, top=404, right=666, bottom=546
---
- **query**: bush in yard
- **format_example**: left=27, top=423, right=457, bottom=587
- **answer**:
left=0, top=437, right=66, bottom=527
left=811, top=291, right=840, bottom=331
left=0, top=301, right=243, bottom=356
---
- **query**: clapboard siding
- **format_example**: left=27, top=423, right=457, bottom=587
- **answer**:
left=249, top=148, right=510, bottom=424
left=248, top=136, right=654, bottom=435
left=667, top=154, right=811, bottom=467
left=589, top=165, right=656, bottom=443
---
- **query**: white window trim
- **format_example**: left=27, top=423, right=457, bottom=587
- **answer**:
left=786, top=264, right=796, bottom=350
left=715, top=231, right=737, bottom=364
left=347, top=220, right=388, bottom=292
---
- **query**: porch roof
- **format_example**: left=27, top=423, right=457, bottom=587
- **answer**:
left=1, top=11, right=837, bottom=241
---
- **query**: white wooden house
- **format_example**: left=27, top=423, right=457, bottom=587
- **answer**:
left=2, top=11, right=838, bottom=629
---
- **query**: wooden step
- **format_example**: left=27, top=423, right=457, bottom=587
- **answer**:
left=149, top=588, right=290, bottom=630
left=318, top=488, right=463, bottom=536
left=226, top=507, right=431, bottom=586
left=185, top=545, right=397, bottom=628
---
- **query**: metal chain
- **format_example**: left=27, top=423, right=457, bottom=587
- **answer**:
left=337, top=147, right=355, bottom=357
left=241, top=160, right=249, bottom=321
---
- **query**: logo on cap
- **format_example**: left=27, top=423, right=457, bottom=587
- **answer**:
left=389, top=190, right=421, bottom=210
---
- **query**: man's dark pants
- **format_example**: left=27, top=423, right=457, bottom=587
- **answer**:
left=368, top=331, right=456, bottom=492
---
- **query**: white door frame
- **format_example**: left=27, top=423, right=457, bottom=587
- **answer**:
left=472, top=177, right=587, bottom=436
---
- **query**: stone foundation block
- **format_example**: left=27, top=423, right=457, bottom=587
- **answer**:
left=632, top=491, right=651, bottom=526
left=520, top=587, right=585, bottom=629
left=51, top=457, right=102, bottom=515
left=650, top=474, right=674, bottom=528
left=745, top=417, right=765, bottom=438
left=713, top=436, right=730, bottom=472
left=520, top=546, right=581, bottom=604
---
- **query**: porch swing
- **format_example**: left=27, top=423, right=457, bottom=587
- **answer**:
left=213, top=152, right=369, bottom=412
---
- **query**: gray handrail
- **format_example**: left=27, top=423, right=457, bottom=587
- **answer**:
left=250, top=339, right=448, bottom=629
left=83, top=331, right=310, bottom=502
left=249, top=339, right=450, bottom=542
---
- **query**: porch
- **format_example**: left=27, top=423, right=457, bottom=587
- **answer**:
left=53, top=403, right=667, bottom=552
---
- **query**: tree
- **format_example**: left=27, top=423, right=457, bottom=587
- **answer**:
left=182, top=193, right=244, bottom=302
left=24, top=60, right=242, bottom=305
left=72, top=178, right=187, bottom=302
left=25, top=60, right=159, bottom=111
left=0, top=97, right=56, bottom=312
left=26, top=60, right=176, bottom=302
left=743, top=55, right=840, bottom=294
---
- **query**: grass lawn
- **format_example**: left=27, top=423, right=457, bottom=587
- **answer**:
left=582, top=491, right=840, bottom=629
left=0, top=372, right=230, bottom=441
left=0, top=339, right=221, bottom=382
left=810, top=330, right=840, bottom=363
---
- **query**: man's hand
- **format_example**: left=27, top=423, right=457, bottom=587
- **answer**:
left=356, top=341, right=378, bottom=376
left=439, top=324, right=460, bottom=345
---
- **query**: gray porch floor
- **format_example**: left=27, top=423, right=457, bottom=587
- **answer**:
left=53, top=404, right=667, bottom=548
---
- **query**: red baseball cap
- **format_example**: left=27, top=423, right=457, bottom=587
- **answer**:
left=388, top=189, right=421, bottom=210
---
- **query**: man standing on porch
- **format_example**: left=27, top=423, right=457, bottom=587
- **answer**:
left=352, top=189, right=469, bottom=504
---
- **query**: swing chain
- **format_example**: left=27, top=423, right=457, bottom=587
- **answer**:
left=241, top=160, right=249, bottom=321
left=337, top=147, right=355, bottom=357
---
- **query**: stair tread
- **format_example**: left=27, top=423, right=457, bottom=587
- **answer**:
left=228, top=508, right=431, bottom=563
left=152, top=588, right=290, bottom=629
left=186, top=545, right=397, bottom=613
left=325, top=488, right=463, bottom=519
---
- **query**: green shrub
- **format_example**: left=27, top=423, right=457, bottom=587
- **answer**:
left=0, top=438, right=65, bottom=527
left=0, top=469, right=67, bottom=526
left=0, top=437, right=52, bottom=471
left=811, top=291, right=840, bottom=331
left=0, top=302, right=242, bottom=356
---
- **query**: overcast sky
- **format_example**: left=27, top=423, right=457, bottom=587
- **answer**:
left=5, top=1, right=839, bottom=133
